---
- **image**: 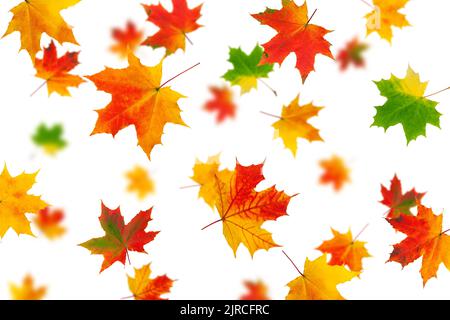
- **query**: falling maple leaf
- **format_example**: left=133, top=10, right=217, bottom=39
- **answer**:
left=240, top=280, right=269, bottom=300
left=32, top=123, right=67, bottom=155
left=10, top=275, right=46, bottom=300
left=111, top=21, right=144, bottom=58
left=33, top=207, right=66, bottom=240
left=0, top=165, right=48, bottom=238
left=193, top=159, right=292, bottom=256
left=2, top=0, right=80, bottom=61
left=365, top=0, right=410, bottom=43
left=126, top=165, right=155, bottom=199
left=204, top=86, right=237, bottom=123
left=388, top=204, right=450, bottom=285
left=34, top=41, right=84, bottom=96
left=371, top=66, right=441, bottom=144
left=127, top=264, right=173, bottom=300
left=337, top=38, right=368, bottom=71
left=380, top=175, right=425, bottom=219
left=223, top=46, right=274, bottom=94
left=191, top=154, right=221, bottom=208
left=252, top=0, right=333, bottom=82
left=317, top=228, right=370, bottom=272
left=79, top=202, right=158, bottom=272
left=87, top=54, right=187, bottom=159
left=271, top=95, right=323, bottom=156
left=319, top=155, right=350, bottom=191
left=285, top=254, right=357, bottom=300
left=142, top=0, right=203, bottom=55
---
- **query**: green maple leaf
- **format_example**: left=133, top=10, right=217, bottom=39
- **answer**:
left=223, top=45, right=273, bottom=94
left=372, top=66, right=441, bottom=144
left=32, top=123, right=67, bottom=154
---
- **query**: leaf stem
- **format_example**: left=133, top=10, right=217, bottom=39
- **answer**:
left=159, top=62, right=200, bottom=89
left=282, top=250, right=305, bottom=277
left=260, top=111, right=282, bottom=120
left=359, top=0, right=374, bottom=8
left=201, top=218, right=222, bottom=231
left=184, top=33, right=194, bottom=46
left=353, top=223, right=370, bottom=242
left=180, top=184, right=201, bottom=190
left=305, top=9, right=318, bottom=27
left=30, top=79, right=48, bottom=97
left=424, top=86, right=450, bottom=99
left=258, top=79, right=277, bottom=96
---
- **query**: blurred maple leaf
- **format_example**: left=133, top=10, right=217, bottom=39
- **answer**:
left=80, top=203, right=158, bottom=272
left=32, top=123, right=67, bottom=155
left=34, top=207, right=66, bottom=240
left=126, top=165, right=155, bottom=199
left=204, top=86, right=237, bottom=123
left=111, top=21, right=144, bottom=58
left=240, top=280, right=269, bottom=300
left=127, top=264, right=173, bottom=300
left=337, top=38, right=368, bottom=71
left=319, top=155, right=350, bottom=191
left=10, top=275, right=47, bottom=300
left=142, top=0, right=202, bottom=55
left=2, top=0, right=80, bottom=61
left=0, top=165, right=47, bottom=238
left=252, top=0, right=333, bottom=82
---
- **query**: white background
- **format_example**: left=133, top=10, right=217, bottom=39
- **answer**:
left=0, top=0, right=449, bottom=300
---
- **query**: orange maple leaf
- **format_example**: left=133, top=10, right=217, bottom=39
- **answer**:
left=317, top=228, right=370, bottom=272
left=142, top=0, right=202, bottom=55
left=34, top=41, right=84, bottom=96
left=127, top=264, right=173, bottom=300
left=319, top=155, right=350, bottom=191
left=388, top=204, right=450, bottom=285
left=240, top=280, right=269, bottom=300
left=204, top=86, right=237, bottom=123
left=125, top=165, right=155, bottom=199
left=111, top=21, right=144, bottom=58
left=194, top=159, right=292, bottom=256
left=252, top=0, right=333, bottom=82
left=10, top=275, right=46, bottom=300
left=87, top=54, right=187, bottom=159
left=34, top=207, right=66, bottom=240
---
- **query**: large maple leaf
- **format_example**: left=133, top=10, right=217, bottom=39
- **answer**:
left=2, top=0, right=79, bottom=61
left=286, top=254, right=357, bottom=300
left=79, top=203, right=158, bottom=272
left=10, top=275, right=46, bottom=300
left=365, top=0, right=410, bottom=43
left=142, top=0, right=202, bottom=55
left=252, top=0, right=333, bottom=82
left=193, top=158, right=292, bottom=256
left=34, top=41, right=84, bottom=96
left=317, top=228, right=370, bottom=272
left=223, top=46, right=274, bottom=94
left=271, top=95, right=323, bottom=156
left=87, top=54, right=186, bottom=159
left=380, top=175, right=425, bottom=219
left=127, top=264, right=173, bottom=300
left=0, top=165, right=48, bottom=238
left=388, top=204, right=450, bottom=285
left=372, top=66, right=441, bottom=144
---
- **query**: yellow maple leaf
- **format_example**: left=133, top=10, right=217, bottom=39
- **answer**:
left=10, top=275, right=47, bottom=300
left=3, top=0, right=80, bottom=61
left=127, top=264, right=173, bottom=300
left=191, top=154, right=221, bottom=208
left=126, top=165, right=155, bottom=199
left=0, top=165, right=48, bottom=237
left=286, top=255, right=358, bottom=300
left=365, top=0, right=410, bottom=43
left=272, top=95, right=323, bottom=156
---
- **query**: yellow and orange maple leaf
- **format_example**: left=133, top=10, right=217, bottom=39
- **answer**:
left=127, top=264, right=173, bottom=300
left=319, top=155, right=351, bottom=191
left=126, top=165, right=155, bottom=199
left=10, top=275, right=47, bottom=300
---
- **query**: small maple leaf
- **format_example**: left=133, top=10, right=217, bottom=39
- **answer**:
left=10, top=275, right=46, bottom=300
left=337, top=38, right=368, bottom=71
left=32, top=123, right=68, bottom=155
left=371, top=66, right=441, bottom=144
left=193, top=159, right=292, bottom=256
left=285, top=254, right=357, bottom=300
left=204, top=86, right=237, bottom=123
left=127, top=264, right=173, bottom=300
left=0, top=165, right=48, bottom=238
left=365, top=0, right=410, bottom=43
left=126, top=165, right=155, bottom=199
left=317, top=228, right=370, bottom=272
left=271, top=95, right=323, bottom=156
left=380, top=175, right=425, bottom=219
left=388, top=204, right=450, bottom=286
left=223, top=46, right=274, bottom=94
left=319, top=155, right=350, bottom=191
left=191, top=154, right=221, bottom=208
left=252, top=0, right=333, bottom=82
left=240, top=280, right=269, bottom=300
left=79, top=202, right=158, bottom=272
left=34, top=41, right=84, bottom=96
left=34, top=207, right=66, bottom=240
left=142, top=0, right=203, bottom=55
left=111, top=21, right=144, bottom=58
left=2, top=0, right=80, bottom=61
left=87, top=54, right=187, bottom=159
